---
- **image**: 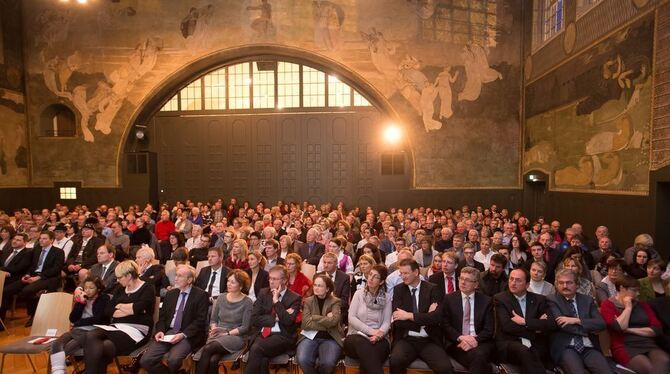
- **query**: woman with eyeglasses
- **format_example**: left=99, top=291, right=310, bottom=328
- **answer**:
left=343, top=264, right=391, bottom=374
left=601, top=275, right=670, bottom=374
left=596, top=258, right=626, bottom=305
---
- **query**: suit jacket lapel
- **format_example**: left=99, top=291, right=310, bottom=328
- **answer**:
left=454, top=293, right=464, bottom=323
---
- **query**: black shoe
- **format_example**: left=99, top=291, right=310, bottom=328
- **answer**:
left=24, top=318, right=33, bottom=327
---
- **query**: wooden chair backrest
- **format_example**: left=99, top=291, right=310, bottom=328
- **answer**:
left=301, top=262, right=316, bottom=281
left=31, top=292, right=73, bottom=337
left=0, top=271, right=7, bottom=309
left=195, top=261, right=209, bottom=277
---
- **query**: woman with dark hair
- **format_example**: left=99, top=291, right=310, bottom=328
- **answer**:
left=83, top=260, right=156, bottom=374
left=50, top=276, right=110, bottom=373
left=319, top=237, right=353, bottom=274
left=196, top=270, right=253, bottom=374
left=0, top=225, right=15, bottom=253
left=639, top=259, right=666, bottom=301
left=628, top=248, right=651, bottom=279
left=356, top=242, right=382, bottom=267
left=601, top=275, right=670, bottom=374
left=343, top=264, right=391, bottom=374
left=509, top=235, right=528, bottom=268
left=596, top=258, right=626, bottom=305
left=296, top=273, right=343, bottom=374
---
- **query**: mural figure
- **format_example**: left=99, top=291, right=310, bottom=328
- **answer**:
left=0, top=91, right=28, bottom=181
left=435, top=66, right=459, bottom=120
left=458, top=44, right=502, bottom=102
left=181, top=4, right=215, bottom=51
left=41, top=37, right=162, bottom=142
left=397, top=55, right=427, bottom=114
left=247, top=0, right=275, bottom=40
left=313, top=1, right=345, bottom=51
left=420, top=80, right=441, bottom=132
left=360, top=28, right=398, bottom=79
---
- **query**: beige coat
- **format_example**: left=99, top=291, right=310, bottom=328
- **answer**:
left=299, top=295, right=343, bottom=346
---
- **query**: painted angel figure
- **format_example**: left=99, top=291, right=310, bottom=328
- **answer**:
left=435, top=66, right=459, bottom=119
left=458, top=44, right=502, bottom=102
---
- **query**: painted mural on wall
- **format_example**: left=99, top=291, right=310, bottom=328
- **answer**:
left=524, top=16, right=653, bottom=194
left=21, top=0, right=520, bottom=188
left=0, top=0, right=29, bottom=187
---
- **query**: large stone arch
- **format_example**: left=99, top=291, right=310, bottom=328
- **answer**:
left=117, top=44, right=416, bottom=189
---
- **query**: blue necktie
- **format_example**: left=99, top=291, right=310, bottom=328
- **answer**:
left=173, top=292, right=187, bottom=331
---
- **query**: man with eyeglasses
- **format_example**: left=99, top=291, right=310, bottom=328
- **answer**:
left=441, top=266, right=495, bottom=374
left=547, top=269, right=610, bottom=374
left=245, top=265, right=301, bottom=374
left=494, top=268, right=556, bottom=374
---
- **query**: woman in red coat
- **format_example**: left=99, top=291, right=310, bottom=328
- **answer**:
left=286, top=252, right=312, bottom=298
left=224, top=239, right=249, bottom=270
left=601, top=274, right=670, bottom=374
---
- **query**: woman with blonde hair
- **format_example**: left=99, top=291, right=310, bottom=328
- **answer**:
left=225, top=239, right=249, bottom=270
left=279, top=234, right=293, bottom=259
left=352, top=254, right=376, bottom=290
left=244, top=250, right=268, bottom=302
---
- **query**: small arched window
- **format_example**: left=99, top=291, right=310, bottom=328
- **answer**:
left=40, top=104, right=76, bottom=137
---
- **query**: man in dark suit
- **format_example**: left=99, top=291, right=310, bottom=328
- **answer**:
left=4, top=231, right=64, bottom=326
left=389, top=258, right=453, bottom=374
left=298, top=228, right=324, bottom=266
left=245, top=265, right=302, bottom=374
left=441, top=266, right=495, bottom=374
left=194, top=247, right=230, bottom=301
left=428, top=252, right=459, bottom=302
left=547, top=268, right=610, bottom=374
left=140, top=264, right=209, bottom=374
left=65, top=223, right=103, bottom=290
left=86, top=245, right=119, bottom=292
left=458, top=244, right=485, bottom=272
left=539, top=232, right=561, bottom=284
left=494, top=268, right=557, bottom=374
left=263, top=239, right=285, bottom=271
left=0, top=233, right=33, bottom=284
left=318, top=252, right=350, bottom=322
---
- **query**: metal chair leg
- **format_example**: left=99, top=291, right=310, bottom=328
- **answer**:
left=0, top=318, right=8, bottom=336
left=26, top=354, right=36, bottom=373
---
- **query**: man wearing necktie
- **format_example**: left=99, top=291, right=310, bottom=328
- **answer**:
left=494, top=268, right=557, bottom=374
left=0, top=233, right=33, bottom=326
left=83, top=245, right=119, bottom=293
left=140, top=265, right=208, bottom=374
left=390, top=259, right=453, bottom=374
left=7, top=231, right=64, bottom=326
left=441, top=267, right=495, bottom=374
left=547, top=269, right=610, bottom=374
left=246, top=265, right=301, bottom=374
left=195, top=247, right=231, bottom=303
left=428, top=252, right=459, bottom=302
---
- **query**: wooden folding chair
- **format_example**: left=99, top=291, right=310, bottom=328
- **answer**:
left=301, top=263, right=316, bottom=281
left=0, top=292, right=73, bottom=373
left=0, top=272, right=10, bottom=334
left=195, top=261, right=209, bottom=277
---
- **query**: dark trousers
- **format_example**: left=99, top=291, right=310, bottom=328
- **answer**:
left=196, top=341, right=230, bottom=374
left=447, top=342, right=494, bottom=374
left=140, top=329, right=193, bottom=374
left=243, top=334, right=294, bottom=374
left=501, top=341, right=547, bottom=374
left=343, top=334, right=389, bottom=374
left=50, top=328, right=88, bottom=356
left=84, top=328, right=148, bottom=374
left=2, top=277, right=59, bottom=317
left=389, top=337, right=454, bottom=374
left=559, top=347, right=611, bottom=374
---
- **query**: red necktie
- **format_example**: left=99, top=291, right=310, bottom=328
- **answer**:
left=447, top=276, right=455, bottom=294
left=261, top=306, right=276, bottom=338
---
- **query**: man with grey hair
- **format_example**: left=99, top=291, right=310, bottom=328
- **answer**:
left=547, top=269, right=610, bottom=374
left=141, top=264, right=209, bottom=374
left=298, top=227, right=324, bottom=265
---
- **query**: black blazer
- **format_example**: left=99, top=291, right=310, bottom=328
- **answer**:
left=67, top=236, right=104, bottom=269
left=546, top=293, right=604, bottom=364
left=251, top=287, right=302, bottom=340
left=391, top=280, right=443, bottom=346
left=28, top=245, right=65, bottom=280
left=70, top=293, right=111, bottom=327
left=428, top=271, right=459, bottom=302
left=140, top=264, right=168, bottom=295
left=299, top=242, right=325, bottom=266
left=317, top=270, right=350, bottom=314
left=155, top=286, right=209, bottom=349
left=195, top=265, right=231, bottom=297
left=245, top=268, right=269, bottom=297
left=458, top=259, right=485, bottom=273
left=493, top=291, right=556, bottom=361
left=0, top=247, right=33, bottom=280
left=441, top=291, right=494, bottom=345
left=651, top=296, right=670, bottom=352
